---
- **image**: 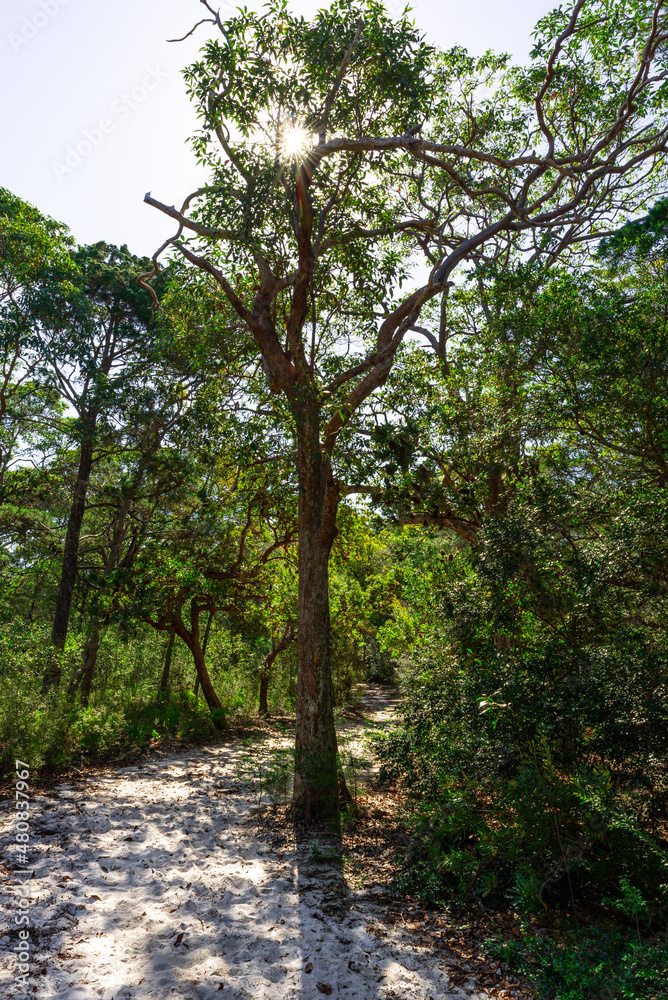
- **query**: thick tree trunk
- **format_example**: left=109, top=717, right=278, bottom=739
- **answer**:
left=159, top=631, right=176, bottom=693
left=43, top=413, right=96, bottom=691
left=292, top=406, right=340, bottom=825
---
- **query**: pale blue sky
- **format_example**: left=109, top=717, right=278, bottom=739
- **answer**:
left=1, top=0, right=556, bottom=257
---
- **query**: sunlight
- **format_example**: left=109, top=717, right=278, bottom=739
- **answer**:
left=279, top=124, right=311, bottom=159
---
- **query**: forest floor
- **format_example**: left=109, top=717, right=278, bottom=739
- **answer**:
left=0, top=686, right=532, bottom=1000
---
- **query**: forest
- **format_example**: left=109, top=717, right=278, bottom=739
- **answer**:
left=2, top=1, right=668, bottom=998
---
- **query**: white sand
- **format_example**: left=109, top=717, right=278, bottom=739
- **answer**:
left=1, top=695, right=485, bottom=1000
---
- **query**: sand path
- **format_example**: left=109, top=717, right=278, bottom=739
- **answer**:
left=1, top=687, right=484, bottom=1000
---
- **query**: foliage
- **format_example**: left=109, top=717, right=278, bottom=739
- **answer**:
left=2, top=1, right=668, bottom=982
left=487, top=926, right=668, bottom=1000
left=371, top=259, right=668, bottom=934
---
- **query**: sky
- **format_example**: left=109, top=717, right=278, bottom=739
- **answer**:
left=1, top=0, right=557, bottom=258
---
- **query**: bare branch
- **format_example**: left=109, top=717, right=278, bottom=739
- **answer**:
left=167, top=17, right=216, bottom=43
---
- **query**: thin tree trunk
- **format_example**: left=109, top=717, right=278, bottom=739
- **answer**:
left=27, top=567, right=44, bottom=624
left=79, top=625, right=101, bottom=707
left=66, top=496, right=135, bottom=703
left=259, top=669, right=270, bottom=717
left=193, top=610, right=214, bottom=696
left=292, top=406, right=340, bottom=825
left=67, top=618, right=103, bottom=701
left=43, top=412, right=96, bottom=691
left=159, top=631, right=176, bottom=693
left=177, top=603, right=223, bottom=715
left=259, top=625, right=294, bottom=717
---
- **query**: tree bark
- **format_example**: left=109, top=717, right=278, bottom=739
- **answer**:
left=259, top=625, right=294, bottom=717
left=193, top=610, right=214, bottom=696
left=79, top=625, right=101, bottom=707
left=259, top=669, right=270, bottom=717
left=292, top=403, right=340, bottom=825
left=43, top=411, right=97, bottom=691
left=176, top=602, right=223, bottom=715
left=159, top=631, right=176, bottom=693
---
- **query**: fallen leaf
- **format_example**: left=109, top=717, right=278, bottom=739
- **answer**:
left=99, top=865, right=108, bottom=873
left=304, top=961, right=313, bottom=973
left=316, top=984, right=332, bottom=995
left=87, top=895, right=102, bottom=902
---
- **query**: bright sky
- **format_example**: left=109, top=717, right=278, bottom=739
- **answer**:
left=1, top=0, right=557, bottom=258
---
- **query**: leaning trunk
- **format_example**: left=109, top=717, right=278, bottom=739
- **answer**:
left=292, top=406, right=340, bottom=825
left=183, top=635, right=223, bottom=713
left=177, top=603, right=223, bottom=714
left=43, top=412, right=96, bottom=691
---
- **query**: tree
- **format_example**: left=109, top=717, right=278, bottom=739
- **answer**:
left=0, top=188, right=74, bottom=441
left=37, top=243, right=163, bottom=689
left=144, top=0, right=668, bottom=822
left=118, top=427, right=296, bottom=714
left=67, top=384, right=200, bottom=705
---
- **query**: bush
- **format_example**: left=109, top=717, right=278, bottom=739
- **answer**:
left=373, top=508, right=668, bottom=924
left=487, top=926, right=668, bottom=1000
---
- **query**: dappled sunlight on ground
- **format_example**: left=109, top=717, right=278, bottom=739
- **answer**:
left=1, top=691, right=484, bottom=999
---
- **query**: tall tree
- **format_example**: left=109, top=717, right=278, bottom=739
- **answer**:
left=144, top=0, right=668, bottom=821
left=38, top=243, right=162, bottom=688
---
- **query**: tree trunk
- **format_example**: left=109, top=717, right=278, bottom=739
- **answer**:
left=79, top=625, right=101, bottom=707
left=193, top=610, right=214, bottom=696
left=67, top=619, right=103, bottom=702
left=259, top=626, right=294, bottom=717
left=177, top=602, right=223, bottom=715
left=159, top=631, right=176, bottom=693
left=259, top=669, right=270, bottom=717
left=292, top=405, right=340, bottom=825
left=43, top=412, right=96, bottom=691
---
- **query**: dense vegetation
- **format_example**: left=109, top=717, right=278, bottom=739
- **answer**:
left=3, top=1, right=668, bottom=996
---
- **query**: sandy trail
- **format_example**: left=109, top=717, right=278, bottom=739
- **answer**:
left=1, top=687, right=484, bottom=1000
